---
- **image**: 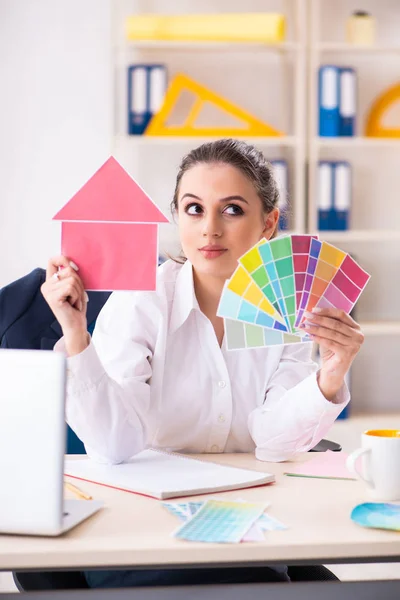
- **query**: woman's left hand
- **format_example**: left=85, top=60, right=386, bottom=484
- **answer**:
left=301, top=307, right=364, bottom=402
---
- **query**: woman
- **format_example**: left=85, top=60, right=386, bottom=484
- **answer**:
left=42, top=139, right=363, bottom=587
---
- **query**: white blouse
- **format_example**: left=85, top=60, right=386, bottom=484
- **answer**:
left=62, top=259, right=349, bottom=464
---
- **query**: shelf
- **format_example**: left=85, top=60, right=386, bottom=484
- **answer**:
left=313, top=137, right=400, bottom=148
left=312, top=230, right=400, bottom=242
left=360, top=322, right=400, bottom=336
left=115, top=41, right=299, bottom=53
left=114, top=134, right=298, bottom=147
left=316, top=43, right=400, bottom=54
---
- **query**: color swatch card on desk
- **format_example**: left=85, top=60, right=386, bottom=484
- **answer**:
left=284, top=450, right=355, bottom=481
left=217, top=234, right=370, bottom=350
left=163, top=498, right=287, bottom=543
left=351, top=503, right=400, bottom=532
left=174, top=499, right=268, bottom=543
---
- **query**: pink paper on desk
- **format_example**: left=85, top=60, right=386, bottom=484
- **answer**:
left=284, top=450, right=355, bottom=481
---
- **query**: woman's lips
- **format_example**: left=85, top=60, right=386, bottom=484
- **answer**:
left=199, top=246, right=228, bottom=259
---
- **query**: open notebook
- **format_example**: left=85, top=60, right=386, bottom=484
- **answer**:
left=64, top=449, right=275, bottom=500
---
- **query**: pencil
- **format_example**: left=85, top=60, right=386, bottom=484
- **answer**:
left=64, top=481, right=92, bottom=500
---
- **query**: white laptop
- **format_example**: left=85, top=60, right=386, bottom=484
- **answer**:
left=0, top=349, right=103, bottom=536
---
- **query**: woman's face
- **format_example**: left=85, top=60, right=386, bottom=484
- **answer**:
left=177, top=162, right=279, bottom=281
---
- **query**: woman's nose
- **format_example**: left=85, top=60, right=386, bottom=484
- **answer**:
left=202, top=213, right=222, bottom=238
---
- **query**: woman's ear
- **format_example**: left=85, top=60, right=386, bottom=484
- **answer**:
left=262, top=208, right=280, bottom=239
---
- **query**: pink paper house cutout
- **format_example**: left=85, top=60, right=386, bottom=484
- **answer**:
left=53, top=157, right=169, bottom=291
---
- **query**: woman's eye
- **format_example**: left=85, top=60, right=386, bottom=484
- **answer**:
left=186, top=203, right=203, bottom=215
left=224, top=204, right=244, bottom=216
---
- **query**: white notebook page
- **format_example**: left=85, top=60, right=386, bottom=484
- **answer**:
left=65, top=449, right=274, bottom=500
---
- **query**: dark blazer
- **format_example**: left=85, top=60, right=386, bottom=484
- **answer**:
left=0, top=268, right=111, bottom=452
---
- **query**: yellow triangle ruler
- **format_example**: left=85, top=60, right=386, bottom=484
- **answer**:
left=145, top=73, right=283, bottom=137
left=365, top=83, right=400, bottom=138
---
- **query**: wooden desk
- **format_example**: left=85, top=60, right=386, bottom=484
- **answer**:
left=1, top=415, right=400, bottom=572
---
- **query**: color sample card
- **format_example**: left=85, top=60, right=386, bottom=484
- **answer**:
left=351, top=503, right=400, bottom=532
left=174, top=499, right=267, bottom=543
left=292, top=235, right=318, bottom=313
left=162, top=502, right=190, bottom=521
left=264, top=236, right=297, bottom=333
left=284, top=450, right=354, bottom=481
left=302, top=241, right=347, bottom=315
left=224, top=319, right=310, bottom=351
left=240, top=239, right=292, bottom=333
left=218, top=235, right=369, bottom=349
left=295, top=237, right=322, bottom=327
left=188, top=501, right=203, bottom=516
left=217, top=265, right=287, bottom=330
left=164, top=499, right=286, bottom=540
left=163, top=500, right=264, bottom=542
left=257, top=513, right=288, bottom=531
left=315, top=254, right=370, bottom=314
left=242, top=523, right=266, bottom=542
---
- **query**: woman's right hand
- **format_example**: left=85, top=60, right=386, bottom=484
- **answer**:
left=41, top=256, right=90, bottom=355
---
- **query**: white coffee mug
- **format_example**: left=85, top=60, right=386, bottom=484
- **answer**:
left=346, top=429, right=400, bottom=501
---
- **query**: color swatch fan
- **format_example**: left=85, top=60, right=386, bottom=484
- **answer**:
left=217, top=234, right=370, bottom=350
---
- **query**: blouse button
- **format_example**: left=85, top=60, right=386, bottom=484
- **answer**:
left=218, top=380, right=226, bottom=389
left=218, top=414, right=225, bottom=423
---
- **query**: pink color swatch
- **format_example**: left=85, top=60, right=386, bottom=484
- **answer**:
left=284, top=450, right=355, bottom=480
left=315, top=255, right=370, bottom=314
left=291, top=235, right=318, bottom=313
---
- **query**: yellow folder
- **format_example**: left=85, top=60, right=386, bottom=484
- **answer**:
left=126, top=13, right=286, bottom=44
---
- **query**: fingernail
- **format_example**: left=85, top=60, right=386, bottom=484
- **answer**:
left=84, top=292, right=89, bottom=303
left=78, top=300, right=83, bottom=312
left=304, top=312, right=314, bottom=319
left=304, top=320, right=317, bottom=328
left=312, top=307, right=322, bottom=313
left=69, top=261, right=79, bottom=271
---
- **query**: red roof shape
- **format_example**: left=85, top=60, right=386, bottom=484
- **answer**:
left=53, top=157, right=169, bottom=223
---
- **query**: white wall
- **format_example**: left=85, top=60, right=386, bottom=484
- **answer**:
left=0, top=0, right=113, bottom=287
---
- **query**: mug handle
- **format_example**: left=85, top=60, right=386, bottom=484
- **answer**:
left=346, top=447, right=374, bottom=488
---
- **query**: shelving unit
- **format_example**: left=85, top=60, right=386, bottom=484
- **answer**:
left=112, top=0, right=308, bottom=238
left=307, top=0, right=400, bottom=412
left=112, top=0, right=400, bottom=412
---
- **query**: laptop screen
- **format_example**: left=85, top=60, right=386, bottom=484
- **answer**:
left=0, top=349, right=66, bottom=535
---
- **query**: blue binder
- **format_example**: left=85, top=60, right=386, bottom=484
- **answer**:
left=333, top=161, right=351, bottom=230
left=270, top=160, right=289, bottom=230
left=317, top=161, right=335, bottom=230
left=318, top=66, right=340, bottom=137
left=128, top=64, right=167, bottom=135
left=339, top=68, right=356, bottom=136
